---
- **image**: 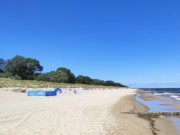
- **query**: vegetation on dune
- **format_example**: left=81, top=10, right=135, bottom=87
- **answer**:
left=0, top=78, right=124, bottom=88
left=0, top=55, right=127, bottom=87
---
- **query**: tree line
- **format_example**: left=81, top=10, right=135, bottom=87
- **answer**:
left=0, top=56, right=126, bottom=87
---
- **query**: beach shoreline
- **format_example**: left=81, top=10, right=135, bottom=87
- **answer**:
left=137, top=92, right=180, bottom=135
left=109, top=94, right=152, bottom=135
left=110, top=93, right=179, bottom=135
left=139, top=93, right=170, bottom=102
left=0, top=88, right=179, bottom=135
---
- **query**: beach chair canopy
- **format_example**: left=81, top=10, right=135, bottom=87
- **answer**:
left=55, top=88, right=62, bottom=92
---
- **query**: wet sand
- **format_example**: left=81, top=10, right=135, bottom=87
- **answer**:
left=109, top=94, right=152, bottom=135
left=110, top=94, right=179, bottom=135
left=140, top=93, right=180, bottom=111
left=164, top=103, right=180, bottom=110
left=154, top=118, right=179, bottom=135
left=140, top=93, right=170, bottom=101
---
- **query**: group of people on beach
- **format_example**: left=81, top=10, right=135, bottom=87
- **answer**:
left=61, top=88, right=78, bottom=94
left=60, top=88, right=112, bottom=94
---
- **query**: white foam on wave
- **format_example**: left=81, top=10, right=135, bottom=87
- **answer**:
left=154, top=92, right=174, bottom=96
left=154, top=93, right=163, bottom=96
left=171, top=95, right=180, bottom=101
left=153, top=92, right=180, bottom=101
left=174, top=97, right=180, bottom=101
left=162, top=92, right=174, bottom=95
left=171, top=95, right=179, bottom=98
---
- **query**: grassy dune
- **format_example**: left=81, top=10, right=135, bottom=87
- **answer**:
left=0, top=78, right=124, bottom=88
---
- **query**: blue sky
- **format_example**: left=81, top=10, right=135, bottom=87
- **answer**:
left=1, top=0, right=180, bottom=88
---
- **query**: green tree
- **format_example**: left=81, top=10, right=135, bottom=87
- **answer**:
left=76, top=75, right=93, bottom=84
left=92, top=79, right=105, bottom=85
left=115, top=83, right=126, bottom=87
left=0, top=58, right=6, bottom=73
left=26, top=58, right=43, bottom=76
left=35, top=73, right=51, bottom=82
left=35, top=70, right=68, bottom=83
left=48, top=70, right=68, bottom=83
left=5, top=55, right=43, bottom=80
left=105, top=80, right=116, bottom=86
left=5, top=56, right=27, bottom=79
left=57, top=67, right=76, bottom=83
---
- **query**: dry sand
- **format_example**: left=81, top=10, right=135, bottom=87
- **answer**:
left=0, top=88, right=136, bottom=135
left=0, top=88, right=179, bottom=135
left=154, top=118, right=179, bottom=135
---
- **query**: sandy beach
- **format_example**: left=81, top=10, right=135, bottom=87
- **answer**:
left=139, top=93, right=170, bottom=101
left=0, top=88, right=135, bottom=135
left=163, top=103, right=180, bottom=110
left=0, top=88, right=179, bottom=135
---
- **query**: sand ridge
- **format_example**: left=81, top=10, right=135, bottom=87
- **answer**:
left=139, top=93, right=170, bottom=102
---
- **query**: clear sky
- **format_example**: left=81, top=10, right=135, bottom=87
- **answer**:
left=1, top=0, right=180, bottom=88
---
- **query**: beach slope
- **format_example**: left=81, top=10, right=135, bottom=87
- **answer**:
left=0, top=88, right=136, bottom=135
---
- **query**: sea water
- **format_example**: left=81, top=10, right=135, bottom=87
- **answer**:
left=136, top=88, right=180, bottom=133
left=136, top=94, right=179, bottom=112
left=140, top=88, right=180, bottom=102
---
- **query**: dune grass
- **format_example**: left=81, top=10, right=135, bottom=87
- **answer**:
left=0, top=78, right=123, bottom=88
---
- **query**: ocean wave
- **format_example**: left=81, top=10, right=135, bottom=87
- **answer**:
left=171, top=95, right=179, bottom=98
left=171, top=95, right=180, bottom=101
left=153, top=92, right=180, bottom=101
left=154, top=93, right=163, bottom=96
left=154, top=92, right=179, bottom=95
left=162, top=92, right=175, bottom=95
left=154, top=92, right=173, bottom=95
